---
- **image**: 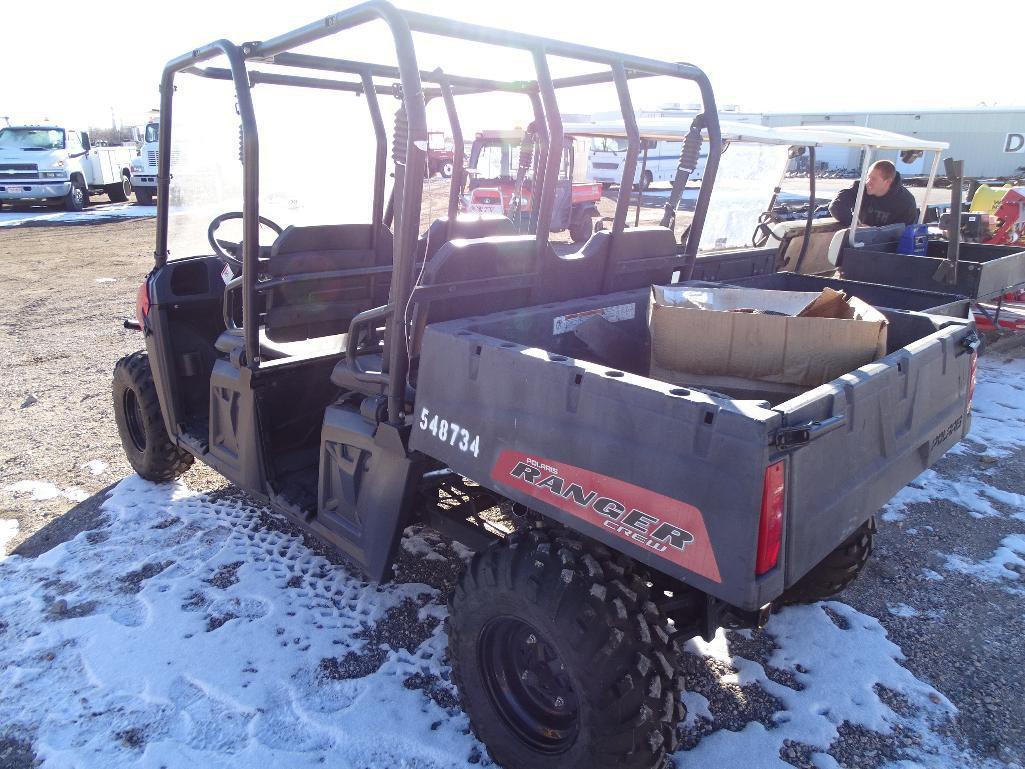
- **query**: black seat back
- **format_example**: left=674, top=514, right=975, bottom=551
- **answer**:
left=264, top=223, right=392, bottom=342
left=601, top=226, right=683, bottom=292
left=409, top=235, right=543, bottom=358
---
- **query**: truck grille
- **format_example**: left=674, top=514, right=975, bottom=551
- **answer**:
left=147, top=150, right=158, bottom=165
left=0, top=163, right=39, bottom=180
left=592, top=162, right=619, bottom=170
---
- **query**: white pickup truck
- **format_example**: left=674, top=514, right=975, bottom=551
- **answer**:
left=0, top=125, right=135, bottom=211
left=129, top=120, right=158, bottom=205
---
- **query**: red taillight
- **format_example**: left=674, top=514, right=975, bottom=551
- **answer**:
left=967, top=351, right=978, bottom=412
left=756, top=460, right=786, bottom=576
left=135, top=279, right=151, bottom=327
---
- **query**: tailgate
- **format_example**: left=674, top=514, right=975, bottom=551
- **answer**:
left=775, top=318, right=976, bottom=586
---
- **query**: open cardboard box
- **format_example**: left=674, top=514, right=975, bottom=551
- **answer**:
left=648, top=285, right=888, bottom=396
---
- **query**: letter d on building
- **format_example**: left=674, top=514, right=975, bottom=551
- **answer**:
left=1005, top=133, right=1025, bottom=154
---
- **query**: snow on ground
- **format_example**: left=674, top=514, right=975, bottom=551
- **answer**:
left=0, top=477, right=969, bottom=769
left=0, top=477, right=473, bottom=769
left=955, top=355, right=1025, bottom=457
left=5, top=480, right=88, bottom=503
left=81, top=460, right=109, bottom=477
left=0, top=203, right=155, bottom=228
left=944, top=534, right=1025, bottom=594
left=0, top=519, right=18, bottom=560
left=679, top=603, right=959, bottom=769
left=2, top=357, right=1022, bottom=768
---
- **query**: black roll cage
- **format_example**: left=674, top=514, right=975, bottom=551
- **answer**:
left=153, top=1, right=722, bottom=426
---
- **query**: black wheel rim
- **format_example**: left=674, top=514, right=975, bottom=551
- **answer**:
left=123, top=389, right=146, bottom=452
left=478, top=616, right=579, bottom=754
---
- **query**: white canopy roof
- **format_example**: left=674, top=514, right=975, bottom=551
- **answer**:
left=563, top=118, right=949, bottom=152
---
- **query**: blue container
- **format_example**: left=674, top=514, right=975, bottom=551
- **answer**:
left=898, top=224, right=929, bottom=256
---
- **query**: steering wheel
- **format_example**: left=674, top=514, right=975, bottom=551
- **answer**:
left=207, top=212, right=284, bottom=268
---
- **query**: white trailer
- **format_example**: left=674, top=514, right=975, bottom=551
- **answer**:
left=0, top=125, right=135, bottom=211
left=586, top=133, right=708, bottom=190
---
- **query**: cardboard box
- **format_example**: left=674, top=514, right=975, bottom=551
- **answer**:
left=648, top=285, right=888, bottom=390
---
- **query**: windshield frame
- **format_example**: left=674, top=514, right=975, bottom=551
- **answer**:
left=144, top=123, right=160, bottom=143
left=0, top=127, right=66, bottom=150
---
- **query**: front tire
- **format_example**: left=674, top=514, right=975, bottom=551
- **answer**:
left=448, top=529, right=685, bottom=769
left=113, top=351, right=194, bottom=482
left=782, top=517, right=875, bottom=604
left=64, top=181, right=86, bottom=212
left=135, top=186, right=154, bottom=205
left=569, top=214, right=593, bottom=244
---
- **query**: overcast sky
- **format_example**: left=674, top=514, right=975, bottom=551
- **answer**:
left=1, top=0, right=1018, bottom=132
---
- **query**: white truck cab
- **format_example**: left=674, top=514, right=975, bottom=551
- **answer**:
left=0, top=125, right=135, bottom=211
left=130, top=120, right=159, bottom=205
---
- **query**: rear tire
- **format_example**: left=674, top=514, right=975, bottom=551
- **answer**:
left=113, top=351, right=194, bottom=482
left=448, top=528, right=685, bottom=769
left=441, top=161, right=454, bottom=178
left=64, top=180, right=86, bottom=212
left=107, top=174, right=131, bottom=203
left=782, top=517, right=875, bottom=604
left=135, top=186, right=154, bottom=206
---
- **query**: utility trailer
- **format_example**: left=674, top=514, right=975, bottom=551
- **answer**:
left=113, top=6, right=979, bottom=768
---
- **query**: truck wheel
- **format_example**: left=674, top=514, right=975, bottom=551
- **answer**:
left=64, top=181, right=87, bottom=212
left=569, top=214, right=593, bottom=244
left=135, top=187, right=154, bottom=206
left=113, top=351, right=194, bottom=482
left=107, top=175, right=131, bottom=203
left=782, top=517, right=875, bottom=604
left=448, top=529, right=685, bottom=769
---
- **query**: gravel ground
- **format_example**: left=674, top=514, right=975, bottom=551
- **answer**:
left=1, top=210, right=1023, bottom=768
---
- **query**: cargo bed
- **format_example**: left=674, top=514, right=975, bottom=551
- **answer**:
left=842, top=241, right=1025, bottom=301
left=411, top=287, right=976, bottom=611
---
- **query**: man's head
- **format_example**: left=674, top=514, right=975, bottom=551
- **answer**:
left=865, top=160, right=897, bottom=197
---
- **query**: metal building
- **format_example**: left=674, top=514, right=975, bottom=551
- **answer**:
left=761, top=108, right=1025, bottom=178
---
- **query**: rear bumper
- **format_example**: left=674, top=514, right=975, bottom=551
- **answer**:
left=0, top=181, right=71, bottom=200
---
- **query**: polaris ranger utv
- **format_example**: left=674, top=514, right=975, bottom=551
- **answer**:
left=113, top=5, right=979, bottom=768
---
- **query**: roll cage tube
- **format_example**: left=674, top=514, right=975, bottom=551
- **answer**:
left=154, top=39, right=261, bottom=367
left=849, top=146, right=874, bottom=247
left=158, top=2, right=721, bottom=425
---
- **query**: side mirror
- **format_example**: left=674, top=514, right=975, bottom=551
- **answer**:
left=81, top=132, right=91, bottom=151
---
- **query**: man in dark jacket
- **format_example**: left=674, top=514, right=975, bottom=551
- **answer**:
left=828, top=160, right=918, bottom=227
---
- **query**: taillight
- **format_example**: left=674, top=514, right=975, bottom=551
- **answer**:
left=967, top=351, right=978, bottom=412
left=756, top=460, right=786, bottom=576
left=135, top=279, right=151, bottom=327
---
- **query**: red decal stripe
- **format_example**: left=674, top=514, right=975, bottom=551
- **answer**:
left=490, top=450, right=721, bottom=583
